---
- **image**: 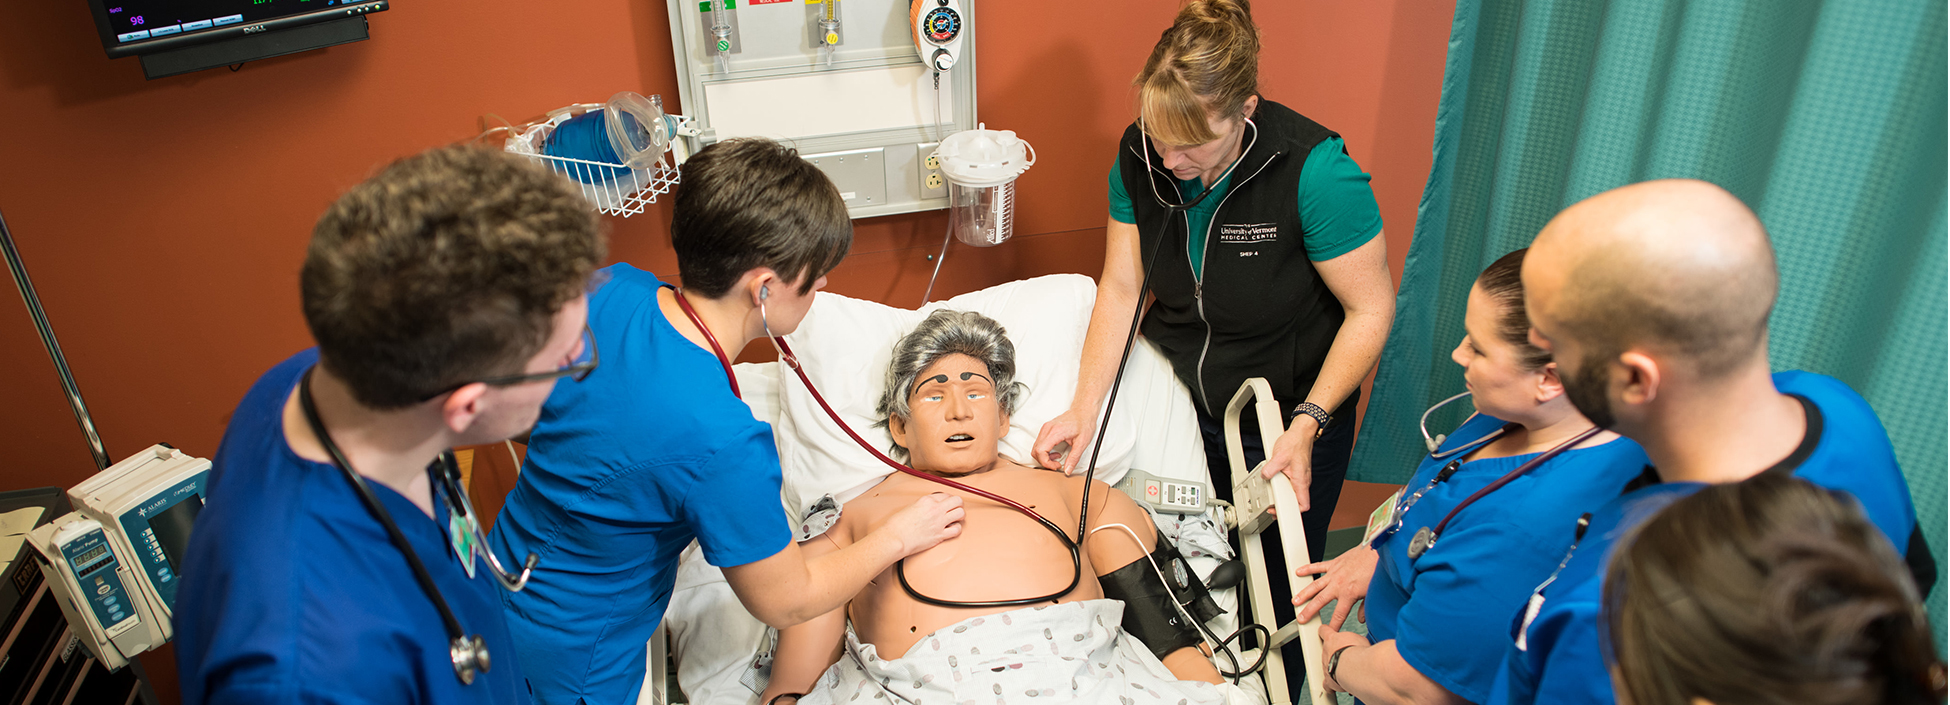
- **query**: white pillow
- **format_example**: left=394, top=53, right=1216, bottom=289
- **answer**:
left=770, top=274, right=1137, bottom=517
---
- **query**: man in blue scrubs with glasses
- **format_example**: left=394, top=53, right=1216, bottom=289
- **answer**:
left=175, top=146, right=606, bottom=705
left=1488, top=179, right=1932, bottom=705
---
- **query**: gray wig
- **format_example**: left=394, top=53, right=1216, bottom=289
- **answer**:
left=875, top=310, right=1027, bottom=457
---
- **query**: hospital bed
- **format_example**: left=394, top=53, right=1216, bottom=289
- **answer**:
left=640, top=274, right=1328, bottom=705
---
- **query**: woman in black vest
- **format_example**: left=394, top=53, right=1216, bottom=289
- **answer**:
left=1032, top=0, right=1396, bottom=678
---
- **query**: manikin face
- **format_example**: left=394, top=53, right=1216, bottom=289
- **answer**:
left=1451, top=285, right=1558, bottom=421
left=459, top=294, right=590, bottom=444
left=888, top=354, right=1011, bottom=477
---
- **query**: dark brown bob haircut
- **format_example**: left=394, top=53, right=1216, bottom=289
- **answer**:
left=1603, top=473, right=1945, bottom=705
left=671, top=138, right=851, bottom=299
left=302, top=145, right=605, bottom=409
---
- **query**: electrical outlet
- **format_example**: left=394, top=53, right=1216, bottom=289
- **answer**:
left=917, top=142, right=945, bottom=199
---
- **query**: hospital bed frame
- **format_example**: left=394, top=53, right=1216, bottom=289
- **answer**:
left=1224, top=378, right=1333, bottom=705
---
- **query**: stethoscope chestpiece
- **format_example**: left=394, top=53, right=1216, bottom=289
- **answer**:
left=451, top=634, right=491, bottom=685
left=1407, top=526, right=1435, bottom=559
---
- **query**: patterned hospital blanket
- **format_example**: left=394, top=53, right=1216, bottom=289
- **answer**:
left=799, top=599, right=1235, bottom=705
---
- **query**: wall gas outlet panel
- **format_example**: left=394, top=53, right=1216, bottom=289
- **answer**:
left=667, top=0, right=977, bottom=219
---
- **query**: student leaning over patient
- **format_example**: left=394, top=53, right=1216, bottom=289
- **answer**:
left=1287, top=249, right=1647, bottom=705
left=1602, top=473, right=1946, bottom=705
left=761, top=310, right=1240, bottom=705
left=488, top=138, right=966, bottom=705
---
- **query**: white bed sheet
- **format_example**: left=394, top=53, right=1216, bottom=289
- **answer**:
left=650, top=276, right=1261, bottom=704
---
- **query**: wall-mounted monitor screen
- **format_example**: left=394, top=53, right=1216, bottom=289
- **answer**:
left=89, top=0, right=386, bottom=58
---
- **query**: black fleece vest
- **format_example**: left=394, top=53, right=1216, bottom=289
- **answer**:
left=1117, top=100, right=1346, bottom=414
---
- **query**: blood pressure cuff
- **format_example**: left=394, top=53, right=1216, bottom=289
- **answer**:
left=1098, top=530, right=1223, bottom=659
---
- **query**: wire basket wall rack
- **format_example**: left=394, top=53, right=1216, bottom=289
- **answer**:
left=494, top=101, right=700, bottom=218
left=523, top=153, right=685, bottom=218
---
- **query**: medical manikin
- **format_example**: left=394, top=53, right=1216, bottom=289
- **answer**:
left=761, top=310, right=1244, bottom=705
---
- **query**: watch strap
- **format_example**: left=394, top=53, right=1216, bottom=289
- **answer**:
left=1292, top=401, right=1331, bottom=437
left=1327, top=644, right=1357, bottom=683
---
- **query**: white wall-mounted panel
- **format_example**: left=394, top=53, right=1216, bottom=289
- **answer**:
left=702, top=66, right=955, bottom=142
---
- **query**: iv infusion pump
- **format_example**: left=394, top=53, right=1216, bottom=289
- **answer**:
left=29, top=444, right=211, bottom=670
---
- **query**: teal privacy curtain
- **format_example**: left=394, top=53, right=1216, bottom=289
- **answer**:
left=1348, top=0, right=1947, bottom=644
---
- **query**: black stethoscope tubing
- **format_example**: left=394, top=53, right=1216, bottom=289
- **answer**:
left=298, top=367, right=492, bottom=684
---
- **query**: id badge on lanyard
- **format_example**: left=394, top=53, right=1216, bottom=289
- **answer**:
left=1362, top=488, right=1405, bottom=548
left=449, top=504, right=480, bottom=580
left=1515, top=513, right=1592, bottom=651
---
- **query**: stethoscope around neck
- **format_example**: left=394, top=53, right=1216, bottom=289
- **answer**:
left=1391, top=390, right=1603, bottom=560
left=1135, top=115, right=1260, bottom=214
left=297, top=367, right=539, bottom=686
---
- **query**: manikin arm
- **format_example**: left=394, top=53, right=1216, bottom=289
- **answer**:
left=758, top=533, right=850, bottom=704
left=1085, top=481, right=1224, bottom=685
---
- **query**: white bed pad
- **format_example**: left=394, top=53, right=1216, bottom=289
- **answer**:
left=651, top=275, right=1255, bottom=704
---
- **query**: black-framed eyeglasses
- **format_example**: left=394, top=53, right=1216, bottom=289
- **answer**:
left=420, top=324, right=599, bottom=401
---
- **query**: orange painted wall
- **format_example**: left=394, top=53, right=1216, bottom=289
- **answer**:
left=0, top=1, right=1451, bottom=700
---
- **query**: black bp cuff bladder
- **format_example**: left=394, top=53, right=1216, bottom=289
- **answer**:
left=1098, top=530, right=1225, bottom=659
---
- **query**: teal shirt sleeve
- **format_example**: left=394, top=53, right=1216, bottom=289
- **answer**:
left=1109, top=154, right=1136, bottom=224
left=1298, top=137, right=1383, bottom=261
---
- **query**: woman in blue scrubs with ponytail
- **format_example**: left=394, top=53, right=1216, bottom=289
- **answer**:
left=1291, top=249, right=1648, bottom=704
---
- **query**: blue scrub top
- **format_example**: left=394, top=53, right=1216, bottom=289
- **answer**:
left=489, top=264, right=793, bottom=705
left=1362, top=412, right=1647, bottom=703
left=1489, top=371, right=1921, bottom=705
left=175, top=349, right=530, bottom=705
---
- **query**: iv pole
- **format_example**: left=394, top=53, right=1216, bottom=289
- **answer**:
left=1, top=206, right=112, bottom=472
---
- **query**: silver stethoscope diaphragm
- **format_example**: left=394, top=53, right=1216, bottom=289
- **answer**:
left=1420, top=389, right=1477, bottom=453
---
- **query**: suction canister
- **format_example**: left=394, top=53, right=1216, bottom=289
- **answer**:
left=933, top=124, right=1035, bottom=247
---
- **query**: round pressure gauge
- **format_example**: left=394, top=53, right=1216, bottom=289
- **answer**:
left=921, top=7, right=961, bottom=45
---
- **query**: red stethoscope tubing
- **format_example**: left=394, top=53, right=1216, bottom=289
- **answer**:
left=668, top=287, right=1056, bottom=527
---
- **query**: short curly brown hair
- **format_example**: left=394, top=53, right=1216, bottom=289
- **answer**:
left=302, top=145, right=606, bottom=409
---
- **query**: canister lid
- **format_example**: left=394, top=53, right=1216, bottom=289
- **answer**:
left=934, top=123, right=1035, bottom=188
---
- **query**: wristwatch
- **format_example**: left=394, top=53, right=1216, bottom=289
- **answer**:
left=1291, top=401, right=1331, bottom=437
left=1328, top=644, right=1356, bottom=684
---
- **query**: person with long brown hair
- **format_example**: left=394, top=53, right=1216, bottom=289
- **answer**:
left=1033, top=2, right=1397, bottom=687
left=1604, top=472, right=1946, bottom=705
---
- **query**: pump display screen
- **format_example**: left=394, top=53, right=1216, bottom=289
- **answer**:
left=73, top=544, right=111, bottom=572
left=150, top=495, right=203, bottom=572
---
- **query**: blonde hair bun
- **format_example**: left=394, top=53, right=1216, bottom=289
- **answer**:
left=1135, top=0, right=1261, bottom=146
